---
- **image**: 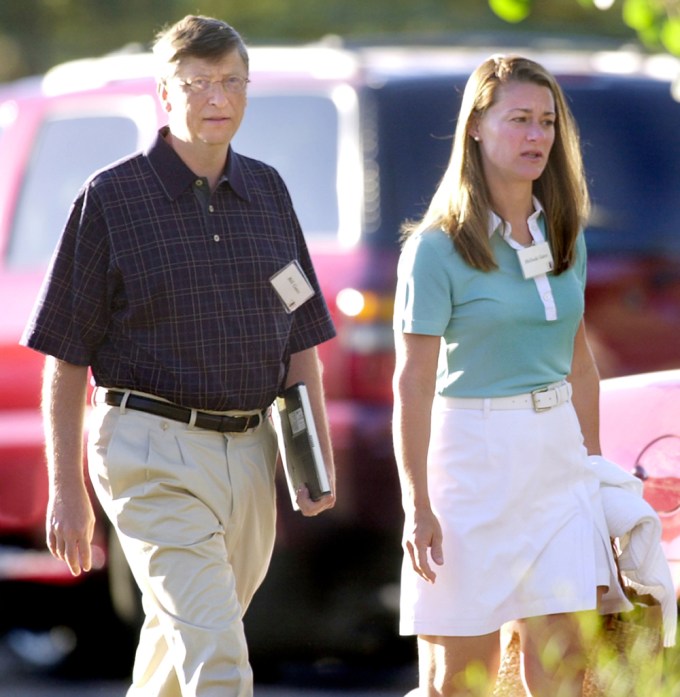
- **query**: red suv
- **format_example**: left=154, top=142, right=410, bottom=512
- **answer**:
left=1, top=42, right=680, bottom=671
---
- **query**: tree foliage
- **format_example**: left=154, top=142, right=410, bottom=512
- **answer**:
left=490, top=0, right=680, bottom=54
left=0, top=0, right=642, bottom=83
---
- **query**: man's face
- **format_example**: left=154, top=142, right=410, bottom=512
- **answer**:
left=160, top=50, right=248, bottom=150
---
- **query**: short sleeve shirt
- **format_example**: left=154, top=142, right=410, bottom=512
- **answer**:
left=22, top=128, right=336, bottom=411
left=394, top=212, right=587, bottom=398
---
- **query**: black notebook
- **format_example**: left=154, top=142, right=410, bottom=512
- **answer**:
left=272, top=382, right=331, bottom=510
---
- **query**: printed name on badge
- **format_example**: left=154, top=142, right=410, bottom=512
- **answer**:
left=517, top=241, right=554, bottom=279
left=270, top=260, right=315, bottom=313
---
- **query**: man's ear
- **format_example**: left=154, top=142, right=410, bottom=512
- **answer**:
left=158, top=80, right=171, bottom=112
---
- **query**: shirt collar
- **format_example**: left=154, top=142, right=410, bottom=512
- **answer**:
left=220, top=148, right=249, bottom=201
left=488, top=196, right=545, bottom=239
left=146, top=127, right=250, bottom=202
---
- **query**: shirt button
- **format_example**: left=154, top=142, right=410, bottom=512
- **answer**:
left=196, top=179, right=204, bottom=187
left=213, top=234, right=220, bottom=242
left=208, top=205, right=215, bottom=213
left=543, top=292, right=553, bottom=301
left=160, top=421, right=169, bottom=431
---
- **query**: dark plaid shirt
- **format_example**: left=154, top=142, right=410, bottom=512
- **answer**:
left=22, top=128, right=336, bottom=411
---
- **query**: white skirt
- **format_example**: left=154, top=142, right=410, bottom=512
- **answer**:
left=400, top=395, right=618, bottom=637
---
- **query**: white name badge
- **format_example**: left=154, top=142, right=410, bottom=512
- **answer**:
left=270, top=260, right=315, bottom=313
left=517, top=242, right=554, bottom=279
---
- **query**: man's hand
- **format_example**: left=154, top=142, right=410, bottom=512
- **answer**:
left=295, top=484, right=335, bottom=517
left=285, top=348, right=336, bottom=518
left=46, top=484, right=96, bottom=576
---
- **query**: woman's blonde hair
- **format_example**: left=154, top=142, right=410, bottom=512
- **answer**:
left=403, top=55, right=590, bottom=274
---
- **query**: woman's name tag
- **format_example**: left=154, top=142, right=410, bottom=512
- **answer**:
left=517, top=242, right=554, bottom=279
left=270, top=260, right=315, bottom=313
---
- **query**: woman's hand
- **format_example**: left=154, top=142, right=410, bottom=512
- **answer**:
left=404, top=507, right=444, bottom=583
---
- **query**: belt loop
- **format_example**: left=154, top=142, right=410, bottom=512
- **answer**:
left=188, top=409, right=198, bottom=429
left=119, top=390, right=131, bottom=415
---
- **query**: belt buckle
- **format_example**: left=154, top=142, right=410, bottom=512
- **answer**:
left=531, top=386, right=552, bottom=413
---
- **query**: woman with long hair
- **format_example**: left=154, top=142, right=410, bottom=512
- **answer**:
left=393, top=55, right=626, bottom=696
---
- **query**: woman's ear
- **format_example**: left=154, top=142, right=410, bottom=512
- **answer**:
left=468, top=117, right=481, bottom=142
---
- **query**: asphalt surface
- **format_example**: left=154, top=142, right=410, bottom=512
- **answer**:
left=0, top=630, right=416, bottom=697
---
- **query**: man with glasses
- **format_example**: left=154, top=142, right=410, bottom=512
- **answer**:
left=22, top=14, right=336, bottom=697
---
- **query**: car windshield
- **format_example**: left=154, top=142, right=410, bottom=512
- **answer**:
left=6, top=93, right=340, bottom=270
left=566, top=77, right=680, bottom=256
left=6, top=73, right=680, bottom=268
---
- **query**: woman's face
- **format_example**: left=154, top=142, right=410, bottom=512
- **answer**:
left=471, top=80, right=556, bottom=188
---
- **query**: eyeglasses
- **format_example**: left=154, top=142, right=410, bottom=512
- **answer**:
left=177, top=75, right=250, bottom=95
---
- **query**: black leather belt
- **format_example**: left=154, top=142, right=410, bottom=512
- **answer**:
left=104, top=391, right=264, bottom=433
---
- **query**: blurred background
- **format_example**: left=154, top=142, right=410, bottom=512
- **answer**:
left=2, top=0, right=677, bottom=83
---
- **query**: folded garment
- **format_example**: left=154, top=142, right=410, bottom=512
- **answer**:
left=589, top=455, right=677, bottom=647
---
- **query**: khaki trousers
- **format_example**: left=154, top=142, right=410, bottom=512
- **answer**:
left=87, top=401, right=278, bottom=697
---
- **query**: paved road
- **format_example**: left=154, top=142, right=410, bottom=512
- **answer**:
left=0, top=633, right=416, bottom=697
left=0, top=672, right=413, bottom=697
left=0, top=681, right=411, bottom=697
left=0, top=684, right=410, bottom=697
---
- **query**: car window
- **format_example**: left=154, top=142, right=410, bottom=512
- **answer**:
left=368, top=77, right=462, bottom=248
left=566, top=78, right=680, bottom=256
left=7, top=115, right=139, bottom=269
left=233, top=94, right=339, bottom=240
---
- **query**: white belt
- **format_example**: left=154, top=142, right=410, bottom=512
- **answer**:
left=443, top=382, right=572, bottom=413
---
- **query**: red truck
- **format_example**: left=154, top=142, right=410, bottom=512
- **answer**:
left=1, top=41, right=679, bottom=673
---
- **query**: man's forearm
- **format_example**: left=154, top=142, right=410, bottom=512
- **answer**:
left=42, top=357, right=89, bottom=491
left=42, top=357, right=95, bottom=575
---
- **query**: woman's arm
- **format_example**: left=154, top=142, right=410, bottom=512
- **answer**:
left=568, top=319, right=602, bottom=456
left=392, top=332, right=443, bottom=583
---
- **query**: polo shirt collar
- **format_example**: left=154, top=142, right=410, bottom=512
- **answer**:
left=488, top=196, right=545, bottom=239
left=220, top=148, right=249, bottom=201
left=146, top=127, right=250, bottom=202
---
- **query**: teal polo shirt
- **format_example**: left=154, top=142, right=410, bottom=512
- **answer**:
left=394, top=213, right=587, bottom=398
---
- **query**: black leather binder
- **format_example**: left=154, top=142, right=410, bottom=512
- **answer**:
left=272, top=382, right=331, bottom=509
